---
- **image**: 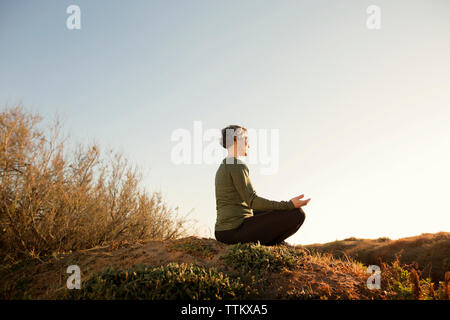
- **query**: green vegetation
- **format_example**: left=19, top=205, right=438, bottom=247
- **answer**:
left=62, top=262, right=255, bottom=300
left=220, top=242, right=305, bottom=274
left=0, top=272, right=33, bottom=299
left=381, top=259, right=447, bottom=300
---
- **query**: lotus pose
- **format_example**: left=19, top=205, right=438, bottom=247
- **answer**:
left=214, top=125, right=311, bottom=245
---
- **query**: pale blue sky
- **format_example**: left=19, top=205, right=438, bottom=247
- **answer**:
left=1, top=0, right=449, bottom=244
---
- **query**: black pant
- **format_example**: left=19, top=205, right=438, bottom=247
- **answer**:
left=215, top=207, right=306, bottom=246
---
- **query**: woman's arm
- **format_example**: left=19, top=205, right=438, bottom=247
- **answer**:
left=228, top=162, right=295, bottom=211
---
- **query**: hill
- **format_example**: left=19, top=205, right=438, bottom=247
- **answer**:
left=1, top=234, right=448, bottom=300
left=303, top=232, right=450, bottom=283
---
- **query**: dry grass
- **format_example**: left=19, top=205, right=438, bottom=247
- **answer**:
left=410, top=269, right=422, bottom=299
left=0, top=105, right=191, bottom=263
left=445, top=271, right=450, bottom=299
left=304, top=232, right=450, bottom=283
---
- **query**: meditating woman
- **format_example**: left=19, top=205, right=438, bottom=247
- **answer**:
left=214, top=125, right=311, bottom=245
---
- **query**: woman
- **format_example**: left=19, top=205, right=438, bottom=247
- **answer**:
left=214, top=125, right=311, bottom=246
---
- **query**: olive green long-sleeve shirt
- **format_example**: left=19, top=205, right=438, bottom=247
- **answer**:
left=215, top=156, right=295, bottom=231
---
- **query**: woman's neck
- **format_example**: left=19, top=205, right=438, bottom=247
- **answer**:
left=226, top=153, right=240, bottom=159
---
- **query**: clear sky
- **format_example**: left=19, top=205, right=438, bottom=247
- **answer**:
left=1, top=0, right=449, bottom=244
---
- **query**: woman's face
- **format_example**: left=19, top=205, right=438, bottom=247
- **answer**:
left=236, top=134, right=249, bottom=157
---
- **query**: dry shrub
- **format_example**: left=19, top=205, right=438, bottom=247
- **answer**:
left=0, top=105, right=190, bottom=262
left=428, top=281, right=436, bottom=299
left=410, top=269, right=422, bottom=299
left=445, top=271, right=450, bottom=300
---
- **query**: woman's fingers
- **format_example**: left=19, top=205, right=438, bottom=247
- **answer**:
left=290, top=195, right=311, bottom=208
left=300, top=198, right=311, bottom=206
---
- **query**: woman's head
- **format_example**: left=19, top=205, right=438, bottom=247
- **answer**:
left=221, top=125, right=249, bottom=157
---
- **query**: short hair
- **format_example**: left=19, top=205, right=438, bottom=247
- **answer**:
left=221, top=125, right=247, bottom=149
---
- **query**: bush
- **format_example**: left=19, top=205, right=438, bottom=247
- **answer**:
left=221, top=242, right=305, bottom=274
left=62, top=263, right=254, bottom=300
left=0, top=105, right=189, bottom=262
left=381, top=259, right=446, bottom=300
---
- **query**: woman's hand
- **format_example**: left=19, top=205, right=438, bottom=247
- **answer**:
left=290, top=194, right=311, bottom=208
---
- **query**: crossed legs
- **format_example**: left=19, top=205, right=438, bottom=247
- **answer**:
left=215, top=207, right=306, bottom=245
